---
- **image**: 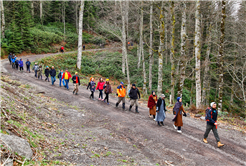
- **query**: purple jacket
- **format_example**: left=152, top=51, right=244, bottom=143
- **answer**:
left=18, top=60, right=23, bottom=67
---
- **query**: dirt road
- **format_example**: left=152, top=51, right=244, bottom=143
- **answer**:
left=1, top=51, right=246, bottom=166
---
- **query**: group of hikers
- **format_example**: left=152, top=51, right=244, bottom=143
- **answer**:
left=7, top=53, right=225, bottom=148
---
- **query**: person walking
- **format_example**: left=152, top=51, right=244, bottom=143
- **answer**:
left=60, top=46, right=64, bottom=53
left=8, top=53, right=12, bottom=65
left=58, top=70, right=65, bottom=87
left=129, top=84, right=141, bottom=113
left=148, top=91, right=158, bottom=120
left=15, top=58, right=19, bottom=70
left=11, top=55, right=16, bottom=69
left=18, top=58, right=24, bottom=71
left=26, top=59, right=31, bottom=73
left=37, top=64, right=43, bottom=80
left=203, top=102, right=224, bottom=148
left=172, top=97, right=187, bottom=133
left=87, top=77, right=96, bottom=100
left=44, top=66, right=50, bottom=82
left=155, top=94, right=167, bottom=126
left=96, top=78, right=105, bottom=101
left=103, top=79, right=112, bottom=104
left=62, top=69, right=72, bottom=89
left=33, top=63, right=39, bottom=78
left=50, top=66, right=56, bottom=85
left=116, top=82, right=126, bottom=110
left=72, top=72, right=80, bottom=95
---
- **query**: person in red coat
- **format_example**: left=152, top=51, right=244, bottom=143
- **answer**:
left=96, top=78, right=105, bottom=101
left=148, top=91, right=158, bottom=120
left=62, top=69, right=72, bottom=89
left=60, top=46, right=64, bottom=53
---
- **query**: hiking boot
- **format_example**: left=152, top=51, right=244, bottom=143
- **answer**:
left=173, top=124, right=177, bottom=130
left=73, top=90, right=75, bottom=94
left=129, top=105, right=132, bottom=111
left=135, top=106, right=139, bottom=113
left=161, top=122, right=164, bottom=126
left=157, top=122, right=161, bottom=126
left=217, top=142, right=224, bottom=148
left=75, top=93, right=78, bottom=95
left=203, top=138, right=208, bottom=144
left=116, top=103, right=119, bottom=107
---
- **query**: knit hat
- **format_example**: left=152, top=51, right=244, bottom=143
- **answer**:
left=106, top=79, right=109, bottom=81
left=177, top=97, right=181, bottom=102
left=132, top=83, right=136, bottom=86
left=161, top=94, right=165, bottom=98
left=120, top=82, right=124, bottom=85
left=46, top=66, right=49, bottom=68
left=210, top=102, right=216, bottom=107
left=75, top=72, right=78, bottom=74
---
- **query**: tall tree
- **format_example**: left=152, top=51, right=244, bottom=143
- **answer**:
left=157, top=1, right=165, bottom=96
left=148, top=1, right=153, bottom=91
left=170, top=1, right=175, bottom=104
left=218, top=0, right=226, bottom=112
left=62, top=1, right=66, bottom=41
left=194, top=0, right=202, bottom=108
left=31, top=0, right=34, bottom=17
left=1, top=0, right=5, bottom=38
left=40, top=1, right=42, bottom=23
left=177, top=2, right=187, bottom=98
left=77, top=0, right=84, bottom=70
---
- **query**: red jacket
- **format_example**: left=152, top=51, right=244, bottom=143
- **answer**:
left=96, top=81, right=105, bottom=90
left=62, top=72, right=72, bottom=80
left=147, top=95, right=158, bottom=108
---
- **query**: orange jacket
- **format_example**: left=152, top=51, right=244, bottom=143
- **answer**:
left=117, top=85, right=126, bottom=97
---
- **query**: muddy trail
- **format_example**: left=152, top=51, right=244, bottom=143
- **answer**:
left=1, top=51, right=246, bottom=166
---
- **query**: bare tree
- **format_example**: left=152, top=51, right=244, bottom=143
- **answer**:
left=0, top=0, right=5, bottom=38
left=77, top=0, right=84, bottom=70
left=40, top=1, right=42, bottom=23
left=148, top=1, right=153, bottom=91
left=170, top=1, right=175, bottom=104
left=31, top=0, right=34, bottom=18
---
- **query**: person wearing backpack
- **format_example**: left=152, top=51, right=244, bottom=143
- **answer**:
left=44, top=66, right=50, bottom=82
left=203, top=102, right=224, bottom=148
left=62, top=69, right=72, bottom=89
left=8, top=53, right=12, bottom=65
left=96, top=78, right=105, bottom=101
left=129, top=84, right=141, bottom=113
left=32, top=63, right=39, bottom=78
left=115, top=82, right=126, bottom=110
left=103, top=79, right=112, bottom=105
left=37, top=64, right=43, bottom=80
left=172, top=97, right=187, bottom=133
left=58, top=69, right=65, bottom=87
left=87, top=77, right=96, bottom=100
left=60, top=46, right=64, bottom=53
left=18, top=58, right=24, bottom=71
left=26, top=59, right=31, bottom=73
left=72, top=72, right=80, bottom=95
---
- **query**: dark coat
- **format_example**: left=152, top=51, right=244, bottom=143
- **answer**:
left=50, top=69, right=56, bottom=77
left=156, top=98, right=166, bottom=112
left=87, top=81, right=96, bottom=92
left=58, top=72, right=63, bottom=79
left=206, top=108, right=218, bottom=126
left=44, top=69, right=50, bottom=76
left=104, top=83, right=112, bottom=94
left=8, top=54, right=12, bottom=61
left=26, top=61, right=31, bottom=66
left=129, top=88, right=140, bottom=99
left=72, top=75, right=80, bottom=85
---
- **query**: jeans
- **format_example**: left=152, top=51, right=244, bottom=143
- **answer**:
left=99, top=90, right=103, bottom=99
left=51, top=76, right=56, bottom=85
left=59, top=78, right=65, bottom=87
left=65, top=79, right=69, bottom=89
left=34, top=70, right=38, bottom=78
left=45, top=75, right=49, bottom=82
left=204, top=124, right=220, bottom=142
left=26, top=65, right=30, bottom=72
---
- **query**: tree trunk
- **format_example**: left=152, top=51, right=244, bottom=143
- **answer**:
left=202, top=22, right=212, bottom=106
left=40, top=1, right=42, bottom=23
left=194, top=0, right=202, bottom=109
left=77, top=0, right=84, bottom=70
left=63, top=2, right=66, bottom=42
left=120, top=1, right=130, bottom=90
left=170, top=1, right=175, bottom=104
left=148, top=2, right=153, bottom=91
left=75, top=2, right=78, bottom=34
left=157, top=1, right=165, bottom=97
left=0, top=0, right=5, bottom=38
left=164, top=8, right=168, bottom=65
left=177, top=2, right=187, bottom=98
left=218, top=0, right=226, bottom=112
left=31, top=0, right=34, bottom=18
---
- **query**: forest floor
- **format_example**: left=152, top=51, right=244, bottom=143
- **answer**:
left=1, top=50, right=246, bottom=166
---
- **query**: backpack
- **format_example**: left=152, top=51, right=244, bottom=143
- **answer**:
left=34, top=65, right=39, bottom=71
left=205, top=107, right=212, bottom=120
left=15, top=60, right=19, bottom=65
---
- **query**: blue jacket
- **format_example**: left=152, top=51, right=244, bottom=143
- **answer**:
left=206, top=108, right=218, bottom=126
left=18, top=60, right=23, bottom=67
left=26, top=61, right=31, bottom=66
left=11, top=57, right=16, bottom=63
